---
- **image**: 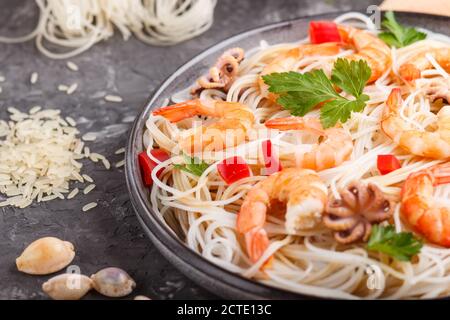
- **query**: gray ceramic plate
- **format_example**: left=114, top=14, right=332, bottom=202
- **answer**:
left=125, top=12, right=450, bottom=299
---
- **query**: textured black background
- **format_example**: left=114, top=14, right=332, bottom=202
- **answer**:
left=0, top=0, right=376, bottom=299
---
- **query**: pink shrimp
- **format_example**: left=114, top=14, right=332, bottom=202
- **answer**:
left=264, top=116, right=353, bottom=171
left=237, top=168, right=328, bottom=264
left=401, top=162, right=450, bottom=247
left=381, top=88, right=450, bottom=159
left=399, top=48, right=450, bottom=81
left=337, top=25, right=392, bottom=83
left=152, top=99, right=255, bottom=154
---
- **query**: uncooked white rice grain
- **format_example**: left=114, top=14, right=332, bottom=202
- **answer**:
left=0, top=75, right=5, bottom=82
left=70, top=158, right=83, bottom=169
left=84, top=146, right=90, bottom=157
left=0, top=86, right=2, bottom=94
left=41, top=194, right=58, bottom=202
left=58, top=84, right=69, bottom=92
left=30, top=72, right=38, bottom=84
left=0, top=200, right=10, bottom=207
left=89, top=154, right=99, bottom=162
left=115, top=147, right=125, bottom=155
left=89, top=153, right=103, bottom=162
left=82, top=174, right=93, bottom=183
left=82, top=132, right=96, bottom=141
left=104, top=94, right=123, bottom=102
left=66, top=116, right=76, bottom=126
left=115, top=159, right=125, bottom=168
left=72, top=171, right=84, bottom=182
left=67, top=188, right=79, bottom=199
left=29, top=106, right=42, bottom=114
left=82, top=202, right=97, bottom=212
left=83, top=184, right=96, bottom=194
left=67, top=61, right=79, bottom=71
left=7, top=107, right=20, bottom=114
left=102, top=158, right=111, bottom=170
left=53, top=191, right=65, bottom=199
left=66, top=83, right=78, bottom=95
left=73, top=140, right=84, bottom=155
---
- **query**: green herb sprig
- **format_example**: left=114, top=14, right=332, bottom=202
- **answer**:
left=378, top=11, right=427, bottom=48
left=367, top=225, right=423, bottom=261
left=263, top=58, right=371, bottom=128
left=174, top=155, right=209, bottom=177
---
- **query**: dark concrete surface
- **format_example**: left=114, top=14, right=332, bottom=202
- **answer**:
left=0, top=0, right=376, bottom=299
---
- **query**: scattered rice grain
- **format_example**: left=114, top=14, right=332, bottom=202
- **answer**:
left=67, top=61, right=79, bottom=71
left=67, top=188, right=79, bottom=199
left=115, top=147, right=125, bottom=155
left=41, top=194, right=58, bottom=202
left=115, top=159, right=125, bottom=168
left=84, top=146, right=90, bottom=157
left=7, top=107, right=20, bottom=114
left=66, top=116, right=76, bottom=126
left=104, top=94, right=123, bottom=103
left=29, top=106, right=42, bottom=114
left=102, top=158, right=111, bottom=170
left=72, top=171, right=84, bottom=183
left=82, top=174, right=93, bottom=183
left=58, top=84, right=69, bottom=92
left=66, top=83, right=78, bottom=95
left=83, top=184, right=96, bottom=194
left=89, top=153, right=103, bottom=162
left=30, top=72, right=38, bottom=84
left=82, top=132, right=96, bottom=141
left=82, top=202, right=97, bottom=212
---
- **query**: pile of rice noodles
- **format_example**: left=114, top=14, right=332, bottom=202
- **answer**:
left=0, top=0, right=217, bottom=59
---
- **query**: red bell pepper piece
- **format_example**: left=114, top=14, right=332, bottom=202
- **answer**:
left=217, top=156, right=251, bottom=185
left=377, top=154, right=401, bottom=175
left=309, top=21, right=341, bottom=44
left=138, top=149, right=170, bottom=186
left=261, top=140, right=282, bottom=175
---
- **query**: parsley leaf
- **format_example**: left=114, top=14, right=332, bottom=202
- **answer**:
left=174, top=155, right=209, bottom=176
left=262, top=58, right=371, bottom=128
left=263, top=70, right=339, bottom=116
left=331, top=59, right=371, bottom=98
left=320, top=96, right=368, bottom=129
left=367, top=225, right=423, bottom=261
left=378, top=11, right=426, bottom=48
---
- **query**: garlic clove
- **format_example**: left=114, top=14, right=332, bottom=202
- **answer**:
left=91, top=267, right=136, bottom=298
left=43, top=273, right=93, bottom=300
left=134, top=295, right=151, bottom=300
left=16, top=237, right=75, bottom=275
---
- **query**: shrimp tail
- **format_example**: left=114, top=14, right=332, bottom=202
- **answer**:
left=399, top=64, right=421, bottom=82
left=152, top=99, right=210, bottom=122
left=245, top=228, right=270, bottom=264
left=386, top=88, right=402, bottom=110
left=265, top=117, right=325, bottom=135
left=430, top=162, right=450, bottom=185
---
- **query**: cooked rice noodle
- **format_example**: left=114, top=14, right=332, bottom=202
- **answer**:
left=144, top=12, right=450, bottom=299
left=0, top=0, right=217, bottom=59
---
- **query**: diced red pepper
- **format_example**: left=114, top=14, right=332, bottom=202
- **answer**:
left=217, top=156, right=251, bottom=185
left=138, top=149, right=170, bottom=186
left=377, top=154, right=401, bottom=175
left=261, top=140, right=282, bottom=175
left=309, top=21, right=341, bottom=44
